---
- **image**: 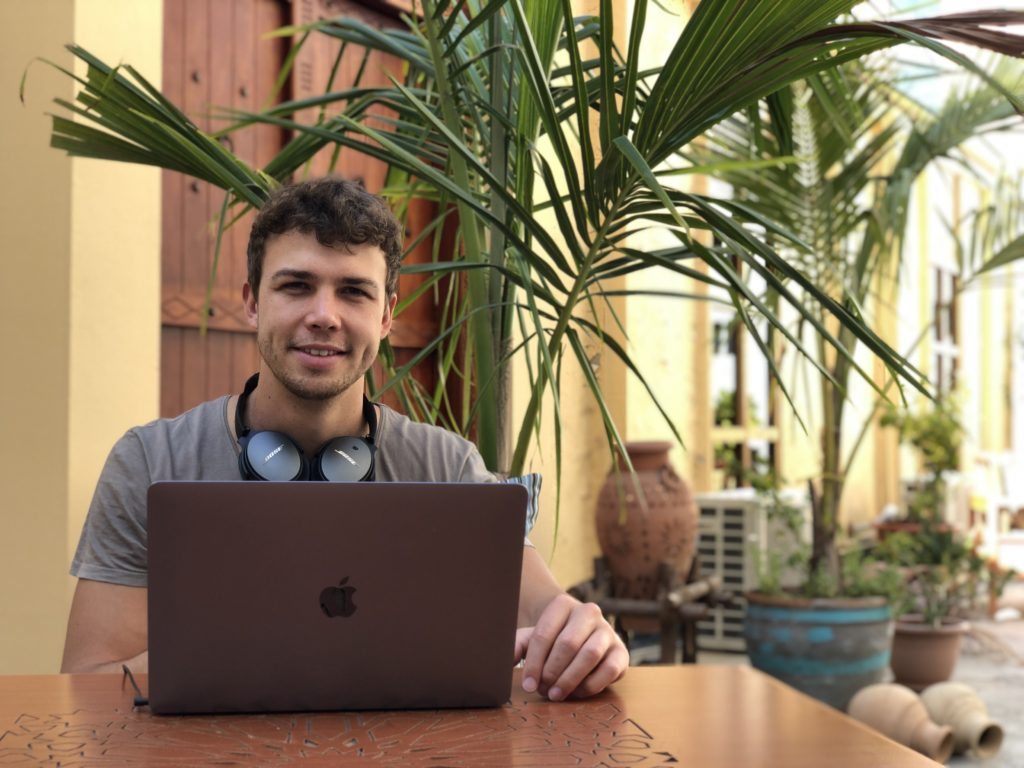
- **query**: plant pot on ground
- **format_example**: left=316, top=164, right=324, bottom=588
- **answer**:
left=876, top=525, right=984, bottom=689
left=879, top=523, right=1016, bottom=688
left=890, top=614, right=969, bottom=691
left=744, top=591, right=895, bottom=710
left=876, top=397, right=993, bottom=689
left=742, top=470, right=906, bottom=709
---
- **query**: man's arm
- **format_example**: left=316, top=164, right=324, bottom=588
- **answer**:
left=61, top=578, right=148, bottom=674
left=514, top=547, right=628, bottom=701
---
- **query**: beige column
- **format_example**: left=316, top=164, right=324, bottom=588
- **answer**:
left=0, top=0, right=162, bottom=674
left=0, top=0, right=75, bottom=675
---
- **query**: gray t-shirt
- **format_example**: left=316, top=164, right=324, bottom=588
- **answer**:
left=71, top=397, right=498, bottom=587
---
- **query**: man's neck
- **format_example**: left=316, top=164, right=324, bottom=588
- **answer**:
left=241, top=373, right=369, bottom=456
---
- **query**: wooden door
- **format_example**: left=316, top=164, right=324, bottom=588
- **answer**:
left=161, top=0, right=288, bottom=416
left=289, top=0, right=447, bottom=415
left=160, top=0, right=446, bottom=418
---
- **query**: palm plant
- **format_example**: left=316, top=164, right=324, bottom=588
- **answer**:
left=693, top=56, right=1024, bottom=590
left=32, top=1, right=1024, bottom=510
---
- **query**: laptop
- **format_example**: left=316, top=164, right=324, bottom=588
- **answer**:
left=146, top=481, right=527, bottom=715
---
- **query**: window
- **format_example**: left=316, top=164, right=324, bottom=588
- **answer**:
left=707, top=249, right=779, bottom=488
left=931, top=266, right=959, bottom=395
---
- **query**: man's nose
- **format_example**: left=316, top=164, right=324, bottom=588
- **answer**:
left=306, top=290, right=340, bottom=329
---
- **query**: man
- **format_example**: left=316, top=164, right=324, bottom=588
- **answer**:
left=62, top=177, right=628, bottom=702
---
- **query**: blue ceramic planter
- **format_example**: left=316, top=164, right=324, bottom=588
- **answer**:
left=744, top=592, right=894, bottom=710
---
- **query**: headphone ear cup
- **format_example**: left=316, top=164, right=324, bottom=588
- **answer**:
left=238, top=431, right=307, bottom=481
left=313, top=437, right=375, bottom=482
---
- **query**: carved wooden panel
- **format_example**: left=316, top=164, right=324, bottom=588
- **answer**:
left=0, top=700, right=675, bottom=766
left=0, top=667, right=944, bottom=767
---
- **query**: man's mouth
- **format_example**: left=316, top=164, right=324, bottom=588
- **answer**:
left=296, top=346, right=344, bottom=357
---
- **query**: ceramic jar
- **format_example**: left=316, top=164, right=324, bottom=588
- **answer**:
left=921, top=681, right=1004, bottom=758
left=847, top=683, right=954, bottom=763
left=595, top=442, right=697, bottom=606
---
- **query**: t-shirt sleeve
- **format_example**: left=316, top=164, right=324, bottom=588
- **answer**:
left=498, top=473, right=541, bottom=540
left=69, top=431, right=152, bottom=587
left=454, top=443, right=540, bottom=543
left=455, top=442, right=498, bottom=483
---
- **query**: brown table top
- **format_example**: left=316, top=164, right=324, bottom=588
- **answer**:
left=0, top=666, right=938, bottom=767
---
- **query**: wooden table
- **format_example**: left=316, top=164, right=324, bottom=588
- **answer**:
left=0, top=666, right=939, bottom=766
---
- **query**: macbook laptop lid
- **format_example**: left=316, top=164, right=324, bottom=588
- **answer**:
left=146, top=481, right=527, bottom=715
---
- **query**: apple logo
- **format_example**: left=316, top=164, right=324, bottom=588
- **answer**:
left=320, top=577, right=358, bottom=618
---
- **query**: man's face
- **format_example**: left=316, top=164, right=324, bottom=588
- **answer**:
left=243, top=230, right=397, bottom=401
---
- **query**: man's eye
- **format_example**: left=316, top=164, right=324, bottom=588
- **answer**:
left=341, top=287, right=370, bottom=298
left=281, top=282, right=308, bottom=292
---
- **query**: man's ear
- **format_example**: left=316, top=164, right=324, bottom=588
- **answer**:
left=380, top=293, right=398, bottom=339
left=243, top=282, right=258, bottom=328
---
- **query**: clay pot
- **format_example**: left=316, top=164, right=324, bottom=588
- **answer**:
left=595, top=442, right=697, bottom=615
left=890, top=615, right=969, bottom=691
left=874, top=520, right=952, bottom=541
left=847, top=683, right=954, bottom=763
left=921, top=682, right=1004, bottom=758
left=744, top=592, right=892, bottom=710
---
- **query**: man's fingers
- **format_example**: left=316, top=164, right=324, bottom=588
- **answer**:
left=513, top=626, right=532, bottom=665
left=520, top=594, right=574, bottom=693
left=518, top=593, right=628, bottom=700
left=542, top=625, right=610, bottom=700
left=564, top=641, right=629, bottom=700
left=538, top=601, right=605, bottom=692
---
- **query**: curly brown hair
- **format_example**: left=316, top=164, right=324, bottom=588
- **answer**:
left=247, top=177, right=403, bottom=297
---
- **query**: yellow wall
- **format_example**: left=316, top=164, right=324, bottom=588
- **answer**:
left=1, top=0, right=74, bottom=675
left=68, top=0, right=163, bottom=568
left=523, top=0, right=695, bottom=588
left=625, top=0, right=704, bottom=486
left=0, top=0, right=161, bottom=674
left=975, top=186, right=1011, bottom=453
left=521, top=0, right=622, bottom=586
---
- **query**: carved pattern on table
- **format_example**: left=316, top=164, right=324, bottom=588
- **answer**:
left=0, top=701, right=679, bottom=767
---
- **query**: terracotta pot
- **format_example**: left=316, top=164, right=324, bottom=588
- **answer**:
left=920, top=681, right=1004, bottom=758
left=743, top=592, right=892, bottom=710
left=595, top=442, right=697, bottom=621
left=874, top=520, right=952, bottom=542
left=890, top=615, right=969, bottom=691
left=847, top=683, right=954, bottom=763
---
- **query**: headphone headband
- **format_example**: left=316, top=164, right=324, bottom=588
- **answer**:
left=235, top=373, right=377, bottom=443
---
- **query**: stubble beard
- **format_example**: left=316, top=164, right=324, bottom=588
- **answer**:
left=258, top=335, right=375, bottom=402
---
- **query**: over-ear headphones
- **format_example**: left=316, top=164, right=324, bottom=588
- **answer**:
left=235, top=373, right=377, bottom=482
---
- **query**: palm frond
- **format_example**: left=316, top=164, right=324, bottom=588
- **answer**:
left=29, top=1, right=1024, bottom=496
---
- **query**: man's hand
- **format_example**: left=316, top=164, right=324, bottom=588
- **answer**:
left=514, top=592, right=628, bottom=701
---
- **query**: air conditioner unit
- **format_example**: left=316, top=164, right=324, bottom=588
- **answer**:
left=695, top=488, right=809, bottom=652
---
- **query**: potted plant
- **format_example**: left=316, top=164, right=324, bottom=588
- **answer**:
left=878, top=526, right=980, bottom=690
left=696, top=56, right=1024, bottom=708
left=742, top=465, right=907, bottom=710
left=28, top=3, right=1024, bottom=487
left=878, top=395, right=965, bottom=534
left=876, top=397, right=1011, bottom=689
